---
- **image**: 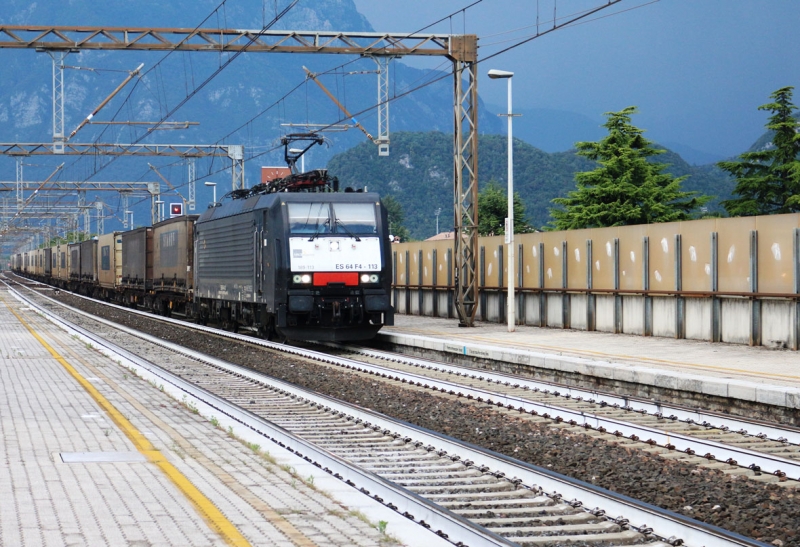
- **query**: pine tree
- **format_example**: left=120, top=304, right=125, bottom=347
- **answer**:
left=382, top=195, right=410, bottom=242
left=549, top=107, right=709, bottom=230
left=477, top=180, right=531, bottom=236
left=719, top=86, right=800, bottom=216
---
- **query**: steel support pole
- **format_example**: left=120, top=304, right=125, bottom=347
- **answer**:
left=187, top=159, right=196, bottom=211
left=49, top=51, right=67, bottom=154
left=451, top=36, right=479, bottom=327
left=372, top=55, right=392, bottom=156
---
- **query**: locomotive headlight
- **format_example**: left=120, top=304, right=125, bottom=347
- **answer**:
left=360, top=273, right=380, bottom=284
left=293, top=274, right=313, bottom=284
left=329, top=240, right=340, bottom=252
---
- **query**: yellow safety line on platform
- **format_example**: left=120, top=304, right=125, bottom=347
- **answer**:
left=3, top=297, right=251, bottom=547
left=390, top=328, right=800, bottom=383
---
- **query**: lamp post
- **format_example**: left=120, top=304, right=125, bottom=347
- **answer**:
left=204, top=181, right=217, bottom=206
left=434, top=207, right=442, bottom=235
left=488, top=68, right=516, bottom=332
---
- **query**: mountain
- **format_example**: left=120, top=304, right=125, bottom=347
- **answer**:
left=327, top=131, right=735, bottom=239
left=0, top=1, right=500, bottom=195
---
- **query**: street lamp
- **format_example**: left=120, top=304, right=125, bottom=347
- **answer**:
left=204, top=182, right=217, bottom=206
left=434, top=207, right=442, bottom=235
left=288, top=148, right=305, bottom=173
left=488, top=68, right=517, bottom=333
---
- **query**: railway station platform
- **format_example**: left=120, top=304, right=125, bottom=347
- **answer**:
left=0, top=287, right=408, bottom=547
left=379, top=316, right=800, bottom=420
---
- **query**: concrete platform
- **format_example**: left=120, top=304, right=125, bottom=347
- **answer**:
left=0, top=287, right=409, bottom=547
left=378, top=316, right=800, bottom=421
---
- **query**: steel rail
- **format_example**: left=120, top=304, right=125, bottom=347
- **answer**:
left=334, top=343, right=800, bottom=447
left=5, top=279, right=776, bottom=547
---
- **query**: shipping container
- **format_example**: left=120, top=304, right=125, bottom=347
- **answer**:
left=68, top=243, right=81, bottom=280
left=43, top=247, right=52, bottom=276
left=57, top=245, right=70, bottom=282
left=121, top=227, right=153, bottom=290
left=97, top=232, right=123, bottom=289
left=79, top=239, right=98, bottom=283
left=152, top=216, right=198, bottom=294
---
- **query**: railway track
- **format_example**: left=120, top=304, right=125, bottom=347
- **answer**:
left=4, top=277, right=768, bottom=547
left=319, top=343, right=800, bottom=484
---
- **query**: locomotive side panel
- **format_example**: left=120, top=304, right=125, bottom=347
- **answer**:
left=195, top=211, right=256, bottom=302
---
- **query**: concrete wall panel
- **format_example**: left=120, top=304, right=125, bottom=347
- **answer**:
left=622, top=296, right=644, bottom=335
left=685, top=299, right=712, bottom=340
left=546, top=294, right=563, bottom=327
left=652, top=297, right=676, bottom=338
left=570, top=294, right=588, bottom=330
left=720, top=298, right=750, bottom=345
left=762, top=300, right=794, bottom=349
left=595, top=295, right=616, bottom=332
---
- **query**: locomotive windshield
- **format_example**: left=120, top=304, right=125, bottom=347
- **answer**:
left=332, top=203, right=377, bottom=233
left=288, top=202, right=330, bottom=234
left=288, top=202, right=377, bottom=235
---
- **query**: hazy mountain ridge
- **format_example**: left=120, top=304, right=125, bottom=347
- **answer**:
left=0, top=0, right=500, bottom=189
left=327, top=132, right=736, bottom=240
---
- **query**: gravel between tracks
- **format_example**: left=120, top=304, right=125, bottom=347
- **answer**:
left=47, top=291, right=797, bottom=547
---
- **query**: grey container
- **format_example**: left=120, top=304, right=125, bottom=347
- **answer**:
left=152, top=215, right=198, bottom=293
left=80, top=239, right=98, bottom=282
left=43, top=248, right=52, bottom=276
left=68, top=243, right=81, bottom=280
left=121, top=227, right=153, bottom=289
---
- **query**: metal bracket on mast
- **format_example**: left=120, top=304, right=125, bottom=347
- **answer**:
left=228, top=145, right=245, bottom=191
left=187, top=159, right=196, bottom=211
left=367, top=55, right=395, bottom=156
left=47, top=51, right=69, bottom=154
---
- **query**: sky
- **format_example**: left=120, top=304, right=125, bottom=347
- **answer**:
left=353, top=0, right=800, bottom=160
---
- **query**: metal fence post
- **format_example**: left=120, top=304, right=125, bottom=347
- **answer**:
left=675, top=234, right=685, bottom=339
left=614, top=238, right=622, bottom=333
left=538, top=242, right=546, bottom=327
left=447, top=248, right=454, bottom=319
left=643, top=236, right=652, bottom=336
left=711, top=231, right=721, bottom=342
left=518, top=242, right=524, bottom=325
left=432, top=249, right=439, bottom=317
left=562, top=240, right=570, bottom=329
left=587, top=239, right=595, bottom=331
left=498, top=244, right=504, bottom=322
left=750, top=230, right=761, bottom=346
left=418, top=249, right=424, bottom=315
left=404, top=249, right=410, bottom=315
left=480, top=246, right=486, bottom=322
left=794, top=228, right=799, bottom=350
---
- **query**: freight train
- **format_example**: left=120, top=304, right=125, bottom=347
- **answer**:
left=10, top=170, right=394, bottom=341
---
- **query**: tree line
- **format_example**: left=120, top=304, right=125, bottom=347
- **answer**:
left=468, top=86, right=800, bottom=235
